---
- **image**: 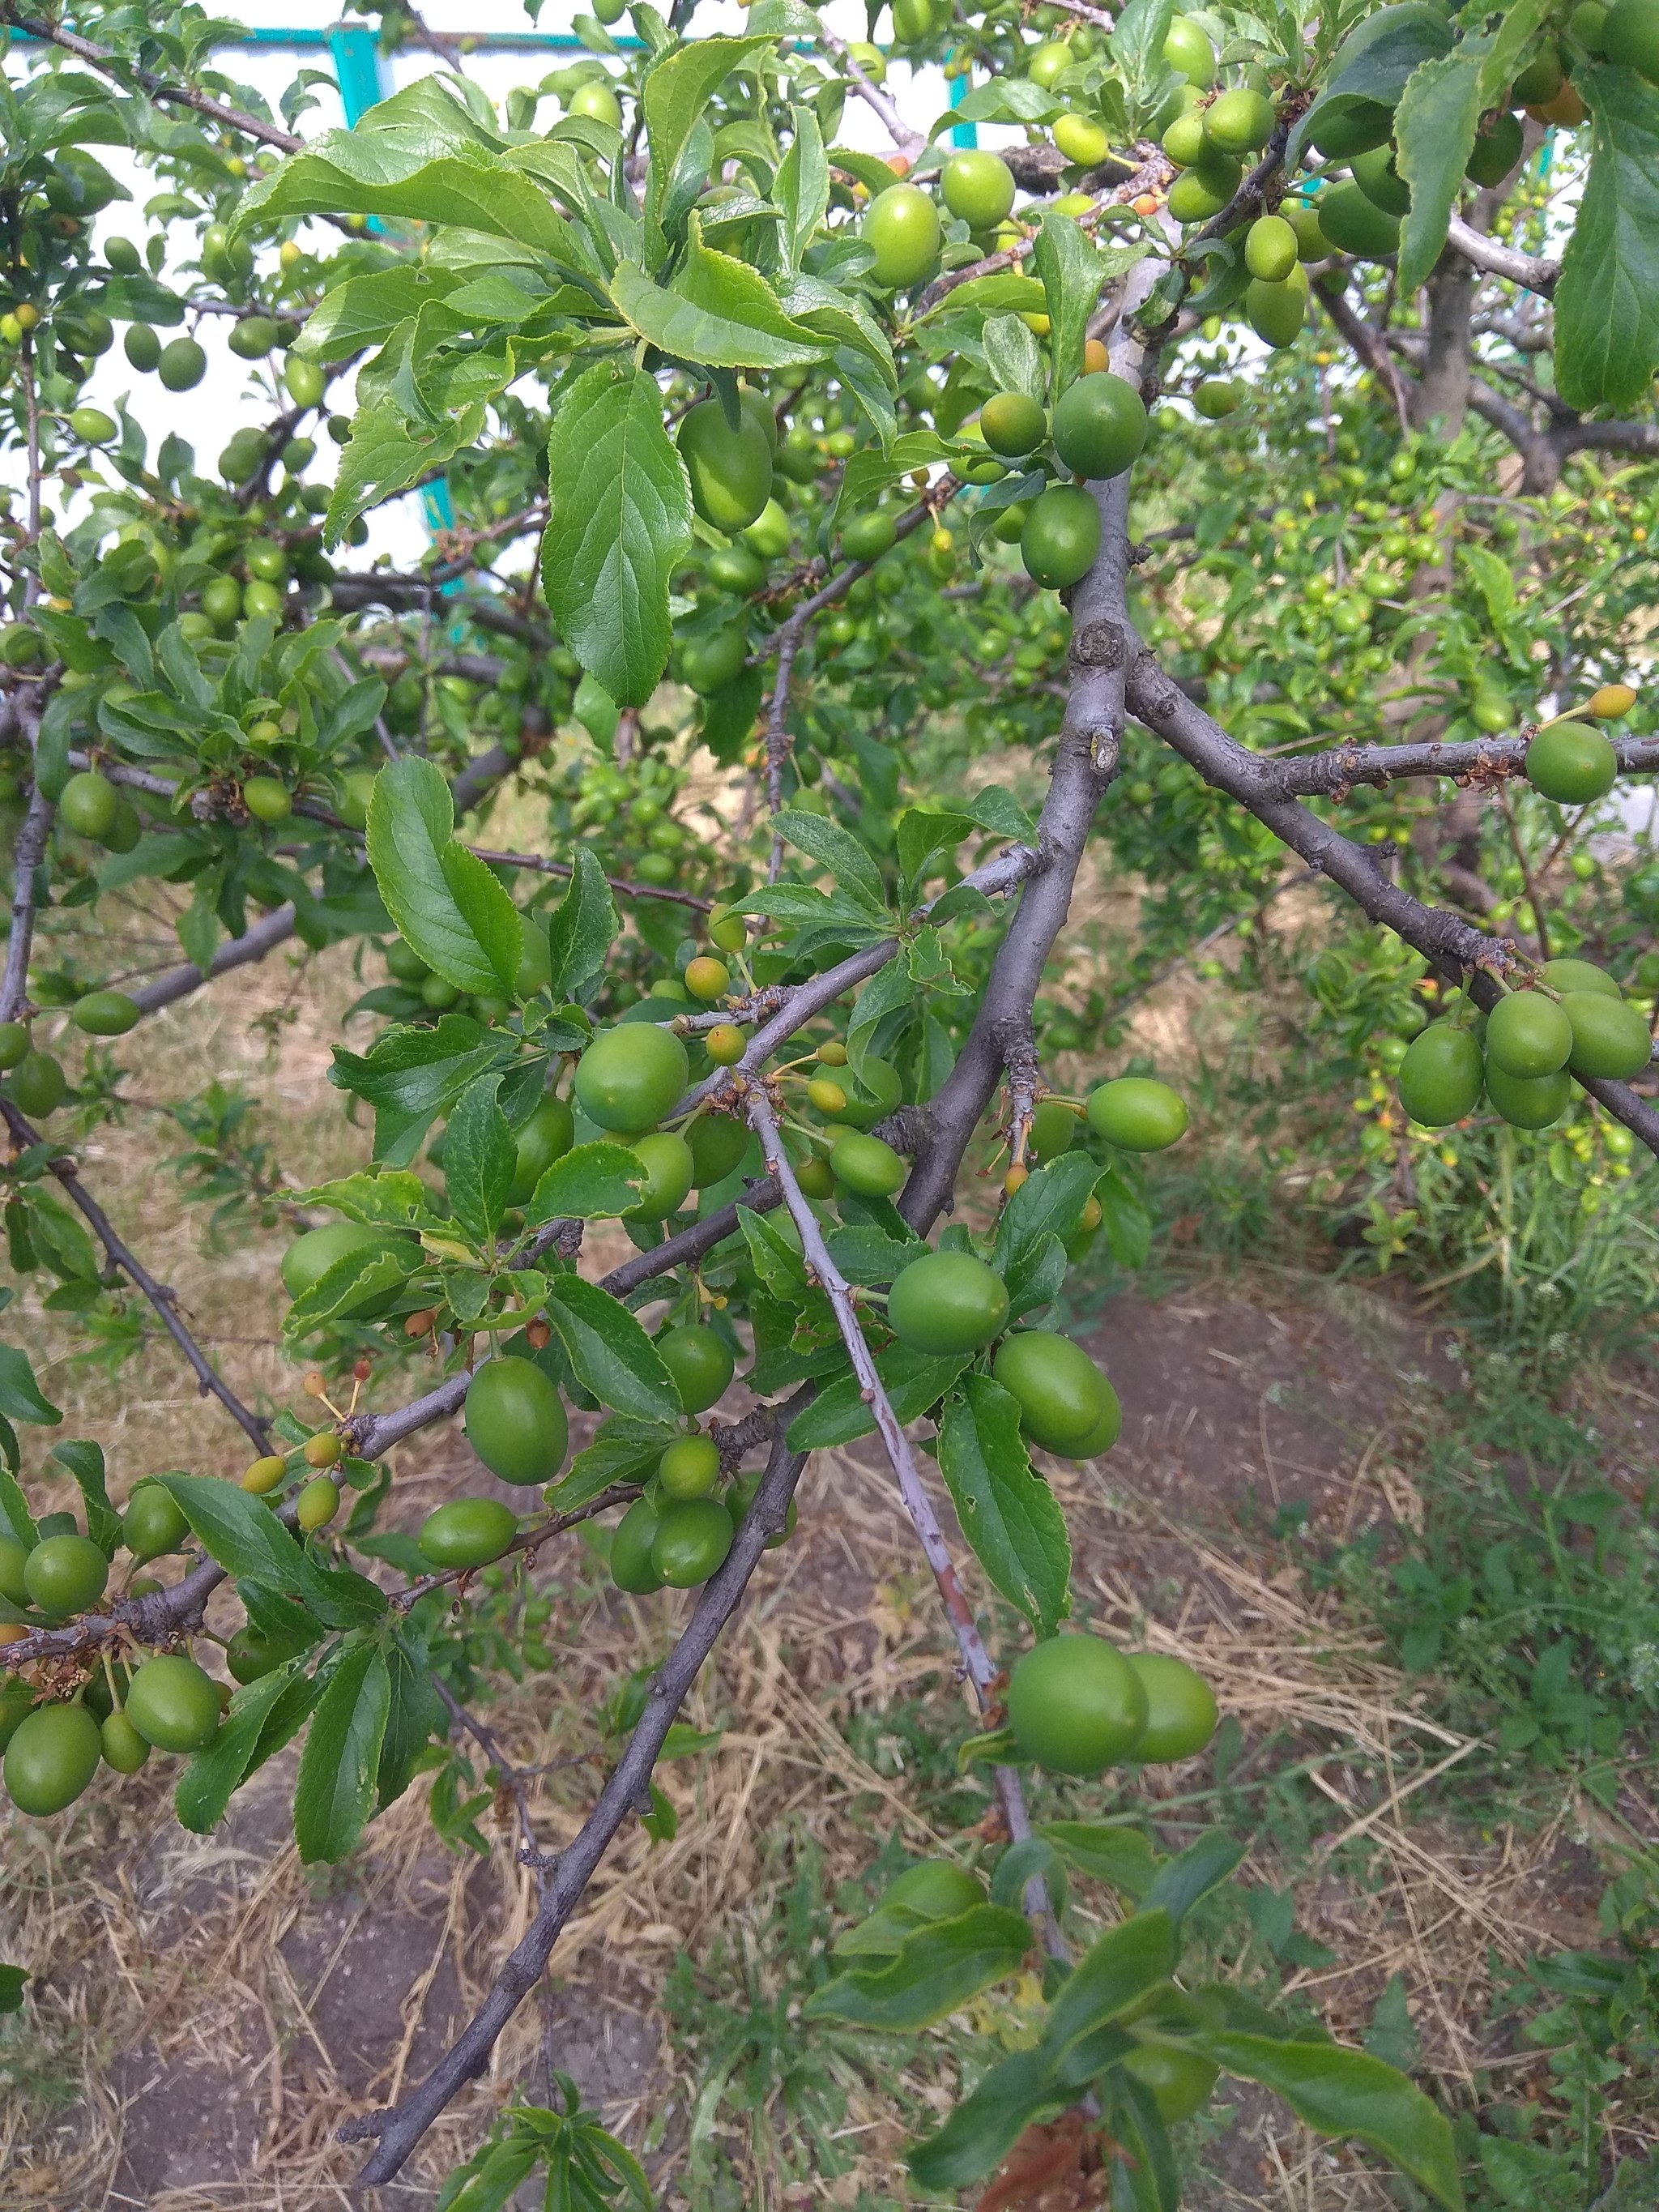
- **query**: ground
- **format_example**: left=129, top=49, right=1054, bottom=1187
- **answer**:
left=2, top=834, right=1654, bottom=2210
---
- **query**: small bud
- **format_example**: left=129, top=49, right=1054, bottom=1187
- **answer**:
left=405, top=1309, right=437, bottom=1338
left=302, top=1371, right=327, bottom=1398
left=816, top=1040, right=848, bottom=1066
left=1587, top=682, right=1636, bottom=719
left=526, top=1317, right=551, bottom=1350
left=352, top=1356, right=371, bottom=1381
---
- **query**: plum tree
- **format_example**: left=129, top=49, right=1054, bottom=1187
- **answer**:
left=1, top=0, right=1657, bottom=2204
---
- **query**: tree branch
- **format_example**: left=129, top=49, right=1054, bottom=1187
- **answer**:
left=1444, top=215, right=1558, bottom=296
left=345, top=1408, right=812, bottom=2180
left=0, top=784, right=53, bottom=1025
left=0, top=1100, right=271, bottom=1445
left=0, top=2, right=304, bottom=152
left=1121, top=651, right=1659, bottom=1157
left=1257, top=732, right=1659, bottom=796
left=128, top=903, right=297, bottom=1018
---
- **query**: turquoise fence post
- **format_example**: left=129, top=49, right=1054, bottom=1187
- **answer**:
left=949, top=60, right=977, bottom=148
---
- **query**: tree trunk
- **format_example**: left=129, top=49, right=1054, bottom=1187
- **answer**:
left=1410, top=261, right=1474, bottom=433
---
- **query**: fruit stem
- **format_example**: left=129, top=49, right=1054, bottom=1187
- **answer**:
left=102, top=1646, right=123, bottom=1712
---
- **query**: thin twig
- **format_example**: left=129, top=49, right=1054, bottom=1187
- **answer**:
left=0, top=1100, right=271, bottom=1447
left=1, top=2, right=303, bottom=151
left=0, top=785, right=53, bottom=1024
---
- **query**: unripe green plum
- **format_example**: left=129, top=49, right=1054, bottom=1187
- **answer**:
left=1163, top=15, right=1216, bottom=85
left=1006, top=1633, right=1148, bottom=1773
left=126, top=1653, right=221, bottom=1752
left=830, top=1129, right=907, bottom=1197
left=940, top=149, right=1015, bottom=228
left=627, top=1131, right=696, bottom=1220
left=1539, top=958, right=1620, bottom=1000
left=1245, top=265, right=1308, bottom=349
left=1126, top=1652, right=1219, bottom=1761
left=1486, top=992, right=1573, bottom=1078
left=677, top=399, right=773, bottom=534
left=651, top=1497, right=734, bottom=1586
left=1466, top=109, right=1524, bottom=185
left=1526, top=720, right=1616, bottom=803
left=1054, top=111, right=1112, bottom=166
left=1484, top=1061, right=1571, bottom=1129
left=993, top=1330, right=1114, bottom=1453
left=419, top=1497, right=518, bottom=1569
left=4, top=1703, right=103, bottom=1813
left=1051, top=371, right=1148, bottom=480
left=659, top=1433, right=721, bottom=1500
left=1244, top=214, right=1298, bottom=282
left=611, top=1496, right=663, bottom=1593
left=1205, top=87, right=1274, bottom=155
left=1314, top=183, right=1400, bottom=260
left=574, top=1023, right=689, bottom=1134
left=1162, top=110, right=1211, bottom=168
left=864, top=184, right=940, bottom=289
left=24, top=1533, right=109, bottom=1616
left=70, top=990, right=139, bottom=1036
left=887, top=1250, right=1009, bottom=1355
left=981, top=391, right=1047, bottom=458
left=657, top=1322, right=734, bottom=1413
left=1086, top=1077, right=1188, bottom=1150
left=1022, top=484, right=1101, bottom=590
left=509, top=1094, right=574, bottom=1206
left=465, top=1356, right=568, bottom=1486
left=1562, top=993, right=1653, bottom=1079
left=1397, top=1023, right=1482, bottom=1126
left=8, top=1048, right=63, bottom=1118
left=1167, top=160, right=1241, bottom=224
left=123, top=1482, right=190, bottom=1562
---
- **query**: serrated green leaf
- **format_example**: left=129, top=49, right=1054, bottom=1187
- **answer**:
left=552, top=1412, right=676, bottom=1506
left=1035, top=212, right=1109, bottom=402
left=541, top=361, right=692, bottom=709
left=331, top=1014, right=511, bottom=1167
left=1393, top=53, right=1484, bottom=297
left=546, top=1275, right=680, bottom=1420
left=325, top=396, right=485, bottom=548
left=443, top=1076, right=516, bottom=1249
left=772, top=808, right=889, bottom=914
left=642, top=34, right=774, bottom=248
left=0, top=1344, right=61, bottom=1428
left=1188, top=2034, right=1463, bottom=2210
left=281, top=1239, right=418, bottom=1338
left=366, top=758, right=521, bottom=996
left=158, top=1473, right=386, bottom=1629
left=806, top=1903, right=1034, bottom=2029
left=547, top=848, right=619, bottom=996
left=786, top=1343, right=968, bottom=1450
left=294, top=1638, right=392, bottom=1864
left=287, top=1172, right=440, bottom=1228
left=937, top=1377, right=1070, bottom=1634
left=377, top=1628, right=441, bottom=1811
left=233, top=135, right=572, bottom=251
left=49, top=1438, right=122, bottom=1557
left=1045, top=1909, right=1175, bottom=2061
left=1557, top=66, right=1659, bottom=411
left=612, top=219, right=830, bottom=369
left=906, top=2045, right=1064, bottom=2192
left=524, top=1142, right=646, bottom=1226
left=176, top=1662, right=302, bottom=1834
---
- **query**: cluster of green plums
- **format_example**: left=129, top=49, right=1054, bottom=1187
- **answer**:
left=0, top=1476, right=232, bottom=1817
left=1397, top=959, right=1653, bottom=1134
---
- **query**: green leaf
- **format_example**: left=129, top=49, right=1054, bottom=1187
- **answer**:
left=906, top=2047, right=1064, bottom=2192
left=1392, top=53, right=1484, bottom=298
left=1095, top=1168, right=1153, bottom=1269
left=1289, top=2, right=1455, bottom=166
left=297, top=267, right=461, bottom=361
left=443, top=1076, right=516, bottom=1249
left=524, top=1142, right=646, bottom=1226
left=995, top=1152, right=1099, bottom=1270
left=325, top=395, right=485, bottom=549
left=286, top=1172, right=439, bottom=1229
left=332, top=1014, right=511, bottom=1166
left=775, top=102, right=830, bottom=271
left=377, top=1628, right=442, bottom=1810
left=937, top=1377, right=1070, bottom=1635
left=159, top=1473, right=386, bottom=1629
left=786, top=1343, right=969, bottom=1450
left=1143, top=1830, right=1246, bottom=1928
left=1189, top=2034, right=1463, bottom=2210
left=805, top=1903, right=1034, bottom=2029
left=547, top=849, right=619, bottom=997
left=366, top=758, right=522, bottom=997
left=983, top=312, right=1045, bottom=403
left=831, top=429, right=970, bottom=531
left=546, top=1275, right=681, bottom=1420
left=1557, top=66, right=1659, bottom=411
left=0, top=1962, right=27, bottom=2014
left=281, top=1239, right=418, bottom=1339
left=1038, top=1820, right=1158, bottom=1900
left=0, top=1469, right=36, bottom=1544
left=772, top=809, right=889, bottom=915
left=0, top=1344, right=61, bottom=1428
left=1044, top=1910, right=1175, bottom=2064
left=1034, top=213, right=1110, bottom=402
left=642, top=34, right=774, bottom=249
left=294, top=1638, right=393, bottom=1864
left=552, top=1412, right=676, bottom=1506
left=175, top=1662, right=302, bottom=1834
left=49, top=1438, right=122, bottom=1557
left=612, top=221, right=830, bottom=369
left=541, top=361, right=693, bottom=710
left=233, top=137, right=574, bottom=252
